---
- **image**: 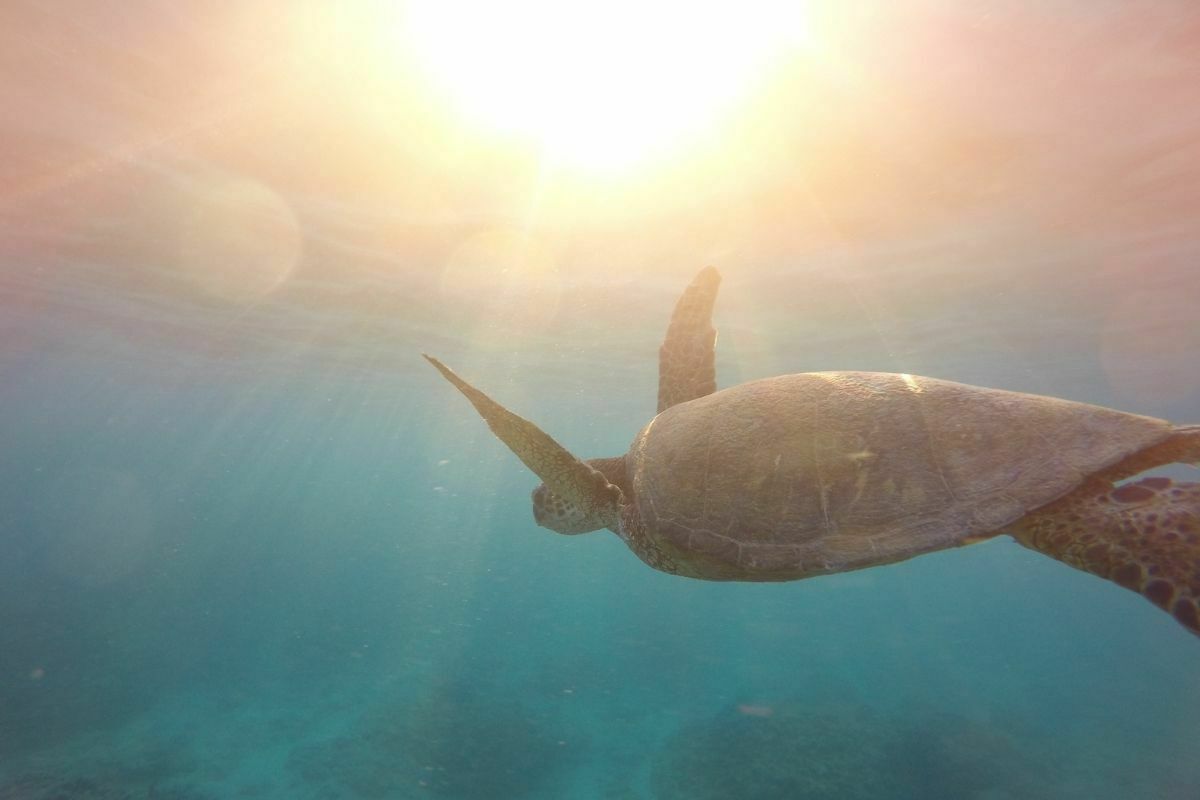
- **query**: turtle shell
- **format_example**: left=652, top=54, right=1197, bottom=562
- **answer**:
left=627, top=372, right=1171, bottom=580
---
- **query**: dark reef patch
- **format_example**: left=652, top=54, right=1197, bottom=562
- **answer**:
left=887, top=712, right=1054, bottom=799
left=0, top=773, right=211, bottom=800
left=287, top=679, right=577, bottom=798
left=651, top=702, right=897, bottom=800
left=651, top=700, right=1053, bottom=800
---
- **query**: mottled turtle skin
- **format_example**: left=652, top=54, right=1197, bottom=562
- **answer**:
left=427, top=268, right=1200, bottom=636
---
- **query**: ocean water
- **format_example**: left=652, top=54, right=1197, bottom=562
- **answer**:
left=3, top=3, right=1200, bottom=799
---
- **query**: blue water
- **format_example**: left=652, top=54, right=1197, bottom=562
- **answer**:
left=4, top=265, right=1198, bottom=799
left=3, top=3, right=1200, bottom=799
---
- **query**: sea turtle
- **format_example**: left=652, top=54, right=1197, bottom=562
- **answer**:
left=425, top=267, right=1200, bottom=636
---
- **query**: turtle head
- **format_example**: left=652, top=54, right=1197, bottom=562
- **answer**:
left=424, top=355, right=625, bottom=533
left=531, top=483, right=599, bottom=534
left=531, top=456, right=630, bottom=534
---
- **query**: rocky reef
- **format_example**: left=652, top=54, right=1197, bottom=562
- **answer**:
left=651, top=700, right=1052, bottom=800
left=651, top=702, right=895, bottom=800
left=287, top=679, right=575, bottom=798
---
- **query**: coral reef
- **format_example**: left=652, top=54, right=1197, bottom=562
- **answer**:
left=0, top=739, right=203, bottom=800
left=0, top=773, right=210, bottom=800
left=287, top=679, right=575, bottom=798
left=651, top=702, right=896, bottom=800
left=888, top=712, right=1054, bottom=799
left=651, top=701, right=1055, bottom=800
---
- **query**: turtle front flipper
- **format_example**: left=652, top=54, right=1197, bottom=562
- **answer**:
left=657, top=266, right=721, bottom=413
left=1013, top=477, right=1200, bottom=636
left=424, top=355, right=623, bottom=530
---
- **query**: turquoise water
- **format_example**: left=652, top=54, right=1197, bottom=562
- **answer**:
left=3, top=3, right=1200, bottom=798
left=3, top=260, right=1198, bottom=798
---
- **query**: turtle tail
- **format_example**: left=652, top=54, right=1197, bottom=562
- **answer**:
left=1012, top=477, right=1200, bottom=636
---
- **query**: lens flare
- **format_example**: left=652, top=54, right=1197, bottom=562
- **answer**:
left=175, top=173, right=303, bottom=303
left=439, top=228, right=562, bottom=341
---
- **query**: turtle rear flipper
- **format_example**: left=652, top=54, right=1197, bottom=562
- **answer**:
left=658, top=267, right=721, bottom=413
left=1097, top=424, right=1200, bottom=481
left=1014, top=476, right=1200, bottom=636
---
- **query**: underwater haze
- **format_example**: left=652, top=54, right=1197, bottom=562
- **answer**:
left=2, top=2, right=1200, bottom=798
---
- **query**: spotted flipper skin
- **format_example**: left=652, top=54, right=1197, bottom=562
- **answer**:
left=1013, top=477, right=1200, bottom=636
left=657, top=267, right=721, bottom=414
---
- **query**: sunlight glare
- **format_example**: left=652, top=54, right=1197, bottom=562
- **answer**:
left=404, top=1, right=808, bottom=172
left=439, top=228, right=563, bottom=340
